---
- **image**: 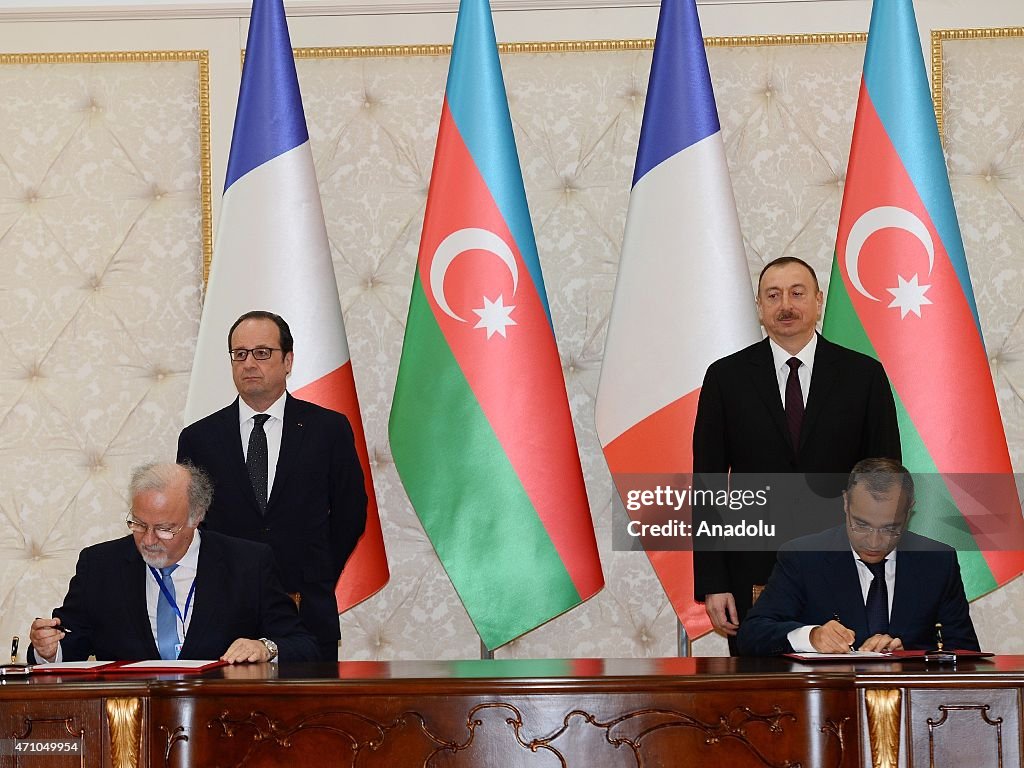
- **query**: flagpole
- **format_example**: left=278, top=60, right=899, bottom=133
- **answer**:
left=480, top=639, right=494, bottom=660
left=677, top=619, right=690, bottom=657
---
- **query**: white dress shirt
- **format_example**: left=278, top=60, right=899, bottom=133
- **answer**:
left=768, top=333, right=817, bottom=407
left=238, top=391, right=287, bottom=497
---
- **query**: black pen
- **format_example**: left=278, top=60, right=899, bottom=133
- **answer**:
left=10, top=636, right=17, bottom=663
left=832, top=613, right=856, bottom=653
left=35, top=618, right=71, bottom=635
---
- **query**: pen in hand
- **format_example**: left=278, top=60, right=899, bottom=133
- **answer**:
left=832, top=613, right=856, bottom=653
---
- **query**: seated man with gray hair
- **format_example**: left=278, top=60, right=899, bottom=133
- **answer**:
left=29, top=462, right=317, bottom=664
left=738, top=457, right=979, bottom=656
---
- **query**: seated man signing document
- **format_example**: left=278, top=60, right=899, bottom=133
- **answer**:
left=738, top=458, right=979, bottom=656
left=29, top=463, right=317, bottom=664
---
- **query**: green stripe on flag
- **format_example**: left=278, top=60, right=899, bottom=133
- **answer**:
left=824, top=258, right=997, bottom=599
left=390, top=276, right=582, bottom=648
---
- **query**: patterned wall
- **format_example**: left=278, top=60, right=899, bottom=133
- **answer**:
left=0, top=52, right=209, bottom=656
left=0, top=31, right=1020, bottom=661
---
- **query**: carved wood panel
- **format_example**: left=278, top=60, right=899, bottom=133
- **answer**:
left=151, top=689, right=857, bottom=768
left=0, top=698, right=100, bottom=768
left=906, top=688, right=1021, bottom=768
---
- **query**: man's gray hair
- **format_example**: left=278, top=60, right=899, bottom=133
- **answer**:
left=129, top=462, right=214, bottom=525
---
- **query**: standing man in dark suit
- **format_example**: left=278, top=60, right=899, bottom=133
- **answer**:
left=737, top=458, right=978, bottom=655
left=177, top=311, right=367, bottom=662
left=693, top=257, right=901, bottom=653
left=29, top=463, right=317, bottom=663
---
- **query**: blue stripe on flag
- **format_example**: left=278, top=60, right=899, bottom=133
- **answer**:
left=862, top=0, right=980, bottom=332
left=633, top=0, right=721, bottom=186
left=444, top=0, right=552, bottom=325
left=224, top=0, right=310, bottom=191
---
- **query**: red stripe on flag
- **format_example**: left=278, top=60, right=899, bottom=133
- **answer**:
left=602, top=390, right=712, bottom=639
left=837, top=86, right=1024, bottom=561
left=602, top=391, right=699, bottom=474
left=416, top=103, right=601, bottom=598
left=837, top=87, right=1007, bottom=474
left=295, top=363, right=390, bottom=610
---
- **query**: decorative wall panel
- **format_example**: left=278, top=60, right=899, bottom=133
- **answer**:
left=0, top=52, right=209, bottom=655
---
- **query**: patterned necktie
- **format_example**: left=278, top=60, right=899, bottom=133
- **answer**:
left=247, top=414, right=271, bottom=513
left=784, top=357, right=804, bottom=449
left=156, top=565, right=179, bottom=660
left=863, top=559, right=890, bottom=636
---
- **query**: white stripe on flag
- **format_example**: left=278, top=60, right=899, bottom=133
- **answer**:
left=597, top=132, right=757, bottom=445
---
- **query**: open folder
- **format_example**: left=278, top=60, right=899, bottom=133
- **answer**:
left=30, top=659, right=227, bottom=674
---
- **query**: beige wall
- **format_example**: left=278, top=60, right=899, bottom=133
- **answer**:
left=0, top=1, right=1022, bottom=660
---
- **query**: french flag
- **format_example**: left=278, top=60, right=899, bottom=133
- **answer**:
left=595, top=0, right=759, bottom=639
left=184, top=0, right=388, bottom=611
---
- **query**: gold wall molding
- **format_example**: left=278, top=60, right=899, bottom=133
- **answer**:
left=292, top=32, right=866, bottom=59
left=931, top=26, right=1024, bottom=140
left=864, top=688, right=902, bottom=768
left=0, top=49, right=213, bottom=279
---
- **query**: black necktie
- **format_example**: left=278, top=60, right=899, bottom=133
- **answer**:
left=784, top=357, right=804, bottom=449
left=863, top=559, right=889, bottom=636
left=247, top=414, right=271, bottom=513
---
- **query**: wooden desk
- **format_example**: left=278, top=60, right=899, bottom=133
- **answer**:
left=1, top=656, right=1020, bottom=767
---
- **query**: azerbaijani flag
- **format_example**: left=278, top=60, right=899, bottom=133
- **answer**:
left=388, top=0, right=604, bottom=650
left=184, top=0, right=389, bottom=610
left=595, top=0, right=759, bottom=639
left=822, top=0, right=1024, bottom=597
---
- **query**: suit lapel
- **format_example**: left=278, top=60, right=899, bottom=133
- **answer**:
left=802, top=334, right=840, bottom=450
left=747, top=338, right=792, bottom=453
left=268, top=393, right=306, bottom=512
left=889, top=550, right=914, bottom=635
left=222, top=398, right=262, bottom=513
left=179, top=534, right=223, bottom=658
left=822, top=543, right=869, bottom=638
left=123, top=544, right=160, bottom=658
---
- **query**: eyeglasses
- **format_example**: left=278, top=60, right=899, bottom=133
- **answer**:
left=229, top=347, right=282, bottom=362
left=846, top=515, right=904, bottom=539
left=126, top=516, right=187, bottom=540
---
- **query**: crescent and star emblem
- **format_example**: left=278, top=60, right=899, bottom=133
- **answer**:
left=845, top=205, right=934, bottom=319
left=428, top=227, right=519, bottom=339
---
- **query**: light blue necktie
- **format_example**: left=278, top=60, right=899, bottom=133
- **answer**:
left=157, top=565, right=179, bottom=660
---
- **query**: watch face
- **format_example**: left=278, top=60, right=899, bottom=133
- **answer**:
left=261, top=638, right=278, bottom=659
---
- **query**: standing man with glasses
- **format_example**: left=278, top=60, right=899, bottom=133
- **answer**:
left=28, top=463, right=317, bottom=663
left=177, top=311, right=367, bottom=662
left=736, top=458, right=979, bottom=656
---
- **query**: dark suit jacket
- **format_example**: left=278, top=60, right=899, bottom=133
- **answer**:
left=692, top=334, right=901, bottom=623
left=736, top=526, right=979, bottom=655
left=177, top=394, right=367, bottom=645
left=30, top=531, right=318, bottom=662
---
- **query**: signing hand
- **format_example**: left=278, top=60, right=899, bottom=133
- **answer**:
left=810, top=620, right=856, bottom=653
left=29, top=617, right=65, bottom=662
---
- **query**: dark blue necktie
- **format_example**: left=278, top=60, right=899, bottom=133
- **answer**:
left=156, top=565, right=179, bottom=660
left=863, top=559, right=889, bottom=636
left=247, top=414, right=271, bottom=513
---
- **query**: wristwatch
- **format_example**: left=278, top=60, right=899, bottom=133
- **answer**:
left=258, top=637, right=279, bottom=661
